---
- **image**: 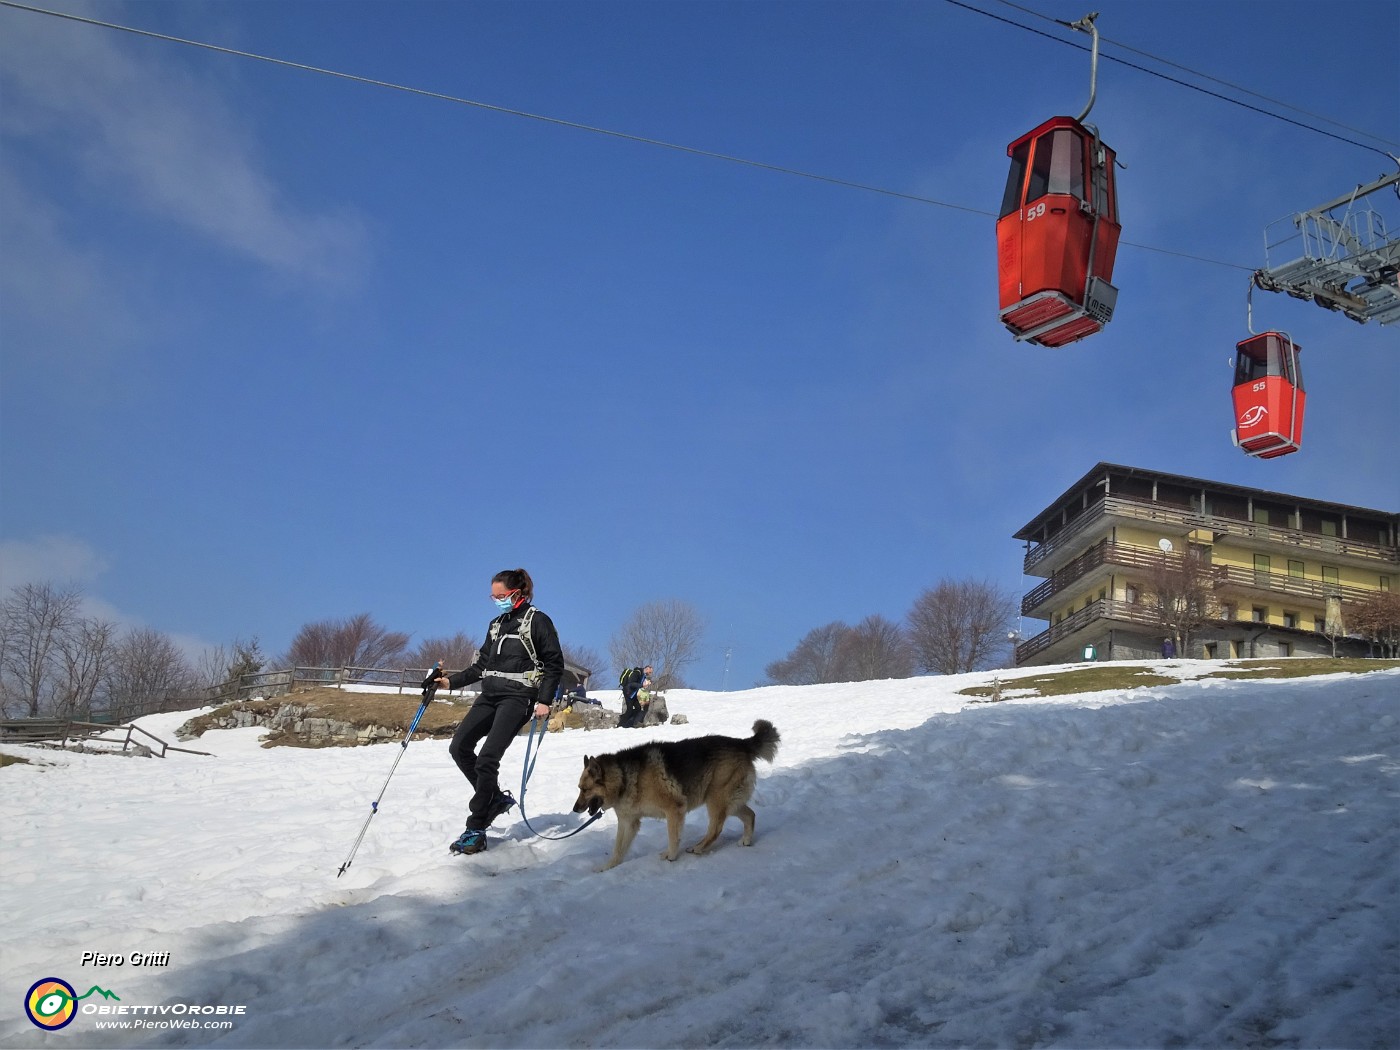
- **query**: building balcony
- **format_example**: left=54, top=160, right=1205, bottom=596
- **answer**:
left=1209, top=564, right=1377, bottom=607
left=1014, top=598, right=1160, bottom=664
left=1023, top=495, right=1398, bottom=576
left=1022, top=540, right=1382, bottom=617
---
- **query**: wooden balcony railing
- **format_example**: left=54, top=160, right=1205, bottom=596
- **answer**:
left=1022, top=540, right=1381, bottom=615
left=1014, top=599, right=1163, bottom=663
left=1024, top=495, right=1397, bottom=572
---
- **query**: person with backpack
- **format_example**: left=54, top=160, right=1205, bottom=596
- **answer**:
left=618, top=664, right=652, bottom=728
left=433, top=568, right=564, bottom=856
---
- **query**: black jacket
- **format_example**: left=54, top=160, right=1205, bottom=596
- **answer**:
left=447, top=603, right=564, bottom=706
left=620, top=666, right=646, bottom=702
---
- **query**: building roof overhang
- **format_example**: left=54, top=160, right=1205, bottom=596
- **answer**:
left=1014, top=462, right=1399, bottom=541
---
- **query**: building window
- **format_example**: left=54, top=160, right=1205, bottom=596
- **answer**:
left=1283, top=612, right=1297, bottom=629
left=1288, top=560, right=1305, bottom=578
left=1204, top=643, right=1218, bottom=659
left=1253, top=508, right=1270, bottom=525
left=1254, top=554, right=1271, bottom=583
left=1279, top=641, right=1293, bottom=657
left=1382, top=577, right=1392, bottom=592
left=1252, top=606, right=1267, bottom=622
left=1221, top=603, right=1236, bottom=620
left=1098, top=589, right=1107, bottom=601
left=1320, top=520, right=1338, bottom=537
left=1125, top=585, right=1138, bottom=605
left=1322, top=566, right=1339, bottom=586
left=1315, top=617, right=1326, bottom=632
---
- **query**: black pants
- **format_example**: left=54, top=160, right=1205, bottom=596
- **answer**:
left=449, top=693, right=533, bottom=830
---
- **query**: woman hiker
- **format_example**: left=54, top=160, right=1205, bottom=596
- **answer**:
left=435, top=568, right=564, bottom=855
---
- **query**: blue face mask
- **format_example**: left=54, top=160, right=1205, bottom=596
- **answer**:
left=493, top=596, right=514, bottom=612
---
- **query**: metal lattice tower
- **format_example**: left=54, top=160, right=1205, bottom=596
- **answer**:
left=1253, top=171, right=1400, bottom=326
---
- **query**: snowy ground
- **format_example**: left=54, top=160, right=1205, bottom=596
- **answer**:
left=2, top=663, right=1397, bottom=1049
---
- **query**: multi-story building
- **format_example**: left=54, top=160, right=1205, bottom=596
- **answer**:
left=1013, top=462, right=1399, bottom=665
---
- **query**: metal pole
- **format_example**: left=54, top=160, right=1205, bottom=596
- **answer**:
left=1069, top=12, right=1101, bottom=123
left=336, top=664, right=439, bottom=877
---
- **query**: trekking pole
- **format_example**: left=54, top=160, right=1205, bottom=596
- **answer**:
left=336, top=662, right=441, bottom=877
left=517, top=714, right=602, bottom=840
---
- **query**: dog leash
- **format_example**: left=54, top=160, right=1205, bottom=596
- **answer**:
left=516, top=714, right=602, bottom=841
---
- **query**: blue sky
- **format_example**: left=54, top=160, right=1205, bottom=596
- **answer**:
left=2, top=0, right=1397, bottom=689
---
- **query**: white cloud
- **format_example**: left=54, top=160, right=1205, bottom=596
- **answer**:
left=0, top=534, right=108, bottom=591
left=0, top=535, right=218, bottom=660
left=0, top=1, right=368, bottom=286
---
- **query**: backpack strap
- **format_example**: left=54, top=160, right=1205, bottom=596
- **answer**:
left=517, top=606, right=540, bottom=671
left=481, top=607, right=543, bottom=686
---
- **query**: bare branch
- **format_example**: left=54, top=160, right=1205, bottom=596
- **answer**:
left=907, top=579, right=1016, bottom=674
left=608, top=599, right=707, bottom=689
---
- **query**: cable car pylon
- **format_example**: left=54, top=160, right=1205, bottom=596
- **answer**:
left=996, top=12, right=1122, bottom=347
left=1252, top=170, right=1400, bottom=325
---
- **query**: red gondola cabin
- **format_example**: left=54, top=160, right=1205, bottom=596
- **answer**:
left=997, top=116, right=1120, bottom=347
left=1232, top=332, right=1306, bottom=458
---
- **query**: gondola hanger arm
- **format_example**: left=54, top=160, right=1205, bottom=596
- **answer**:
left=1066, top=12, right=1101, bottom=123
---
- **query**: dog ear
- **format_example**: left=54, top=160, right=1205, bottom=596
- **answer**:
left=582, top=755, right=591, bottom=766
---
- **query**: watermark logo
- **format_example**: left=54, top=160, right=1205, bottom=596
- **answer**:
left=24, top=978, right=119, bottom=1031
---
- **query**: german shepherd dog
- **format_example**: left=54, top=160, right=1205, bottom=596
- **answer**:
left=572, top=720, right=780, bottom=871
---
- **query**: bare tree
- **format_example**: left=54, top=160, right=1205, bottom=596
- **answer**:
left=195, top=644, right=233, bottom=690
left=100, top=627, right=193, bottom=721
left=907, top=579, right=1017, bottom=675
left=54, top=616, right=117, bottom=720
left=834, top=614, right=915, bottom=682
left=1, top=582, right=82, bottom=716
left=1147, top=550, right=1219, bottom=658
left=763, top=622, right=851, bottom=686
left=608, top=599, right=706, bottom=690
left=561, top=644, right=604, bottom=683
left=1348, top=591, right=1400, bottom=658
left=407, top=633, right=479, bottom=673
left=281, top=614, right=410, bottom=670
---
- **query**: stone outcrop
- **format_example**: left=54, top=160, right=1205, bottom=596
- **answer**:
left=178, top=702, right=404, bottom=748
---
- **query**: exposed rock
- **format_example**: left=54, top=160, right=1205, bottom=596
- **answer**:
left=640, top=693, right=670, bottom=727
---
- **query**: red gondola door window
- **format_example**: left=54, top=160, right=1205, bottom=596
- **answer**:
left=997, top=117, right=1120, bottom=347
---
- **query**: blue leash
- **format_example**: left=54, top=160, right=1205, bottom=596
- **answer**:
left=516, top=714, right=602, bottom=840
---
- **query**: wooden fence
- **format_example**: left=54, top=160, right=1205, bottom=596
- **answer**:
left=0, top=717, right=210, bottom=757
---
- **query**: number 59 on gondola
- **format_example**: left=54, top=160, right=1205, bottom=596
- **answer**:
left=995, top=13, right=1121, bottom=348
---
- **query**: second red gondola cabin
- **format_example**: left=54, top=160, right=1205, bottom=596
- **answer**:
left=997, top=116, right=1121, bottom=347
left=1232, top=332, right=1306, bottom=458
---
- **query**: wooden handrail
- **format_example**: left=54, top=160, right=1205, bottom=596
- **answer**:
left=1025, top=495, right=1398, bottom=572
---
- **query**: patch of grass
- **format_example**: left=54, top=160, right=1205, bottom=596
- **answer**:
left=0, top=753, right=32, bottom=768
left=958, top=657, right=1399, bottom=699
left=1203, top=658, right=1400, bottom=681
left=960, top=666, right=1178, bottom=699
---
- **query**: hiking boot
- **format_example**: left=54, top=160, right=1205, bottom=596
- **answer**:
left=449, top=828, right=487, bottom=855
left=486, top=790, right=517, bottom=825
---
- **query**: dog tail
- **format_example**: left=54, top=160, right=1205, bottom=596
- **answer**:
left=748, top=720, right=780, bottom=763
